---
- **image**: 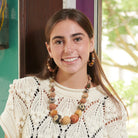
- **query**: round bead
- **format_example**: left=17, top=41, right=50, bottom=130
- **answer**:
left=50, top=78, right=54, bottom=83
left=49, top=103, right=56, bottom=110
left=61, top=116, right=71, bottom=125
left=78, top=103, right=86, bottom=111
left=50, top=92, right=55, bottom=97
left=80, top=98, right=86, bottom=103
left=53, top=114, right=62, bottom=124
left=86, top=83, right=91, bottom=89
left=50, top=86, right=55, bottom=92
left=75, top=109, right=82, bottom=117
left=49, top=97, right=55, bottom=103
left=50, top=110, right=57, bottom=117
left=84, top=89, right=88, bottom=93
left=70, top=114, right=79, bottom=124
left=82, top=93, right=88, bottom=98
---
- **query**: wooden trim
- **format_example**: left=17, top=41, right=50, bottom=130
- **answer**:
left=19, top=0, right=26, bottom=78
left=94, top=0, right=102, bottom=60
left=97, top=0, right=102, bottom=60
left=19, top=0, right=62, bottom=78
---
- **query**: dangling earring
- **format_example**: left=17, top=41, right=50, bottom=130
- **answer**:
left=47, top=57, right=57, bottom=72
left=88, top=52, right=95, bottom=67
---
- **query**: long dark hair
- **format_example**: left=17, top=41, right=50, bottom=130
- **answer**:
left=37, top=9, right=127, bottom=115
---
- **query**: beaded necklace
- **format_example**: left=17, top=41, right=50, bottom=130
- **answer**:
left=48, top=76, right=92, bottom=125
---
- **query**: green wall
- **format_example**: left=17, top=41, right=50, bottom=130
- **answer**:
left=0, top=0, right=18, bottom=137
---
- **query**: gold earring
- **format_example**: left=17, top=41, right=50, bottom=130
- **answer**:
left=88, top=52, right=95, bottom=67
left=47, top=57, right=57, bottom=72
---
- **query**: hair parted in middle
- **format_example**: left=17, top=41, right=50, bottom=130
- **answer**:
left=36, top=9, right=127, bottom=117
left=44, top=8, right=96, bottom=81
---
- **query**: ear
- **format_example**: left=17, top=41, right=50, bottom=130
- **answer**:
left=89, top=37, right=94, bottom=52
left=45, top=42, right=53, bottom=58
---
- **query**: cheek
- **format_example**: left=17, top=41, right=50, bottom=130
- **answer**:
left=79, top=43, right=90, bottom=54
left=51, top=47, right=62, bottom=58
left=78, top=44, right=91, bottom=61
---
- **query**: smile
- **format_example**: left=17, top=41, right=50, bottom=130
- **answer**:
left=62, top=57, right=79, bottom=62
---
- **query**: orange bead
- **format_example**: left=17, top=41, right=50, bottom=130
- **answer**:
left=50, top=110, right=57, bottom=117
left=82, top=93, right=88, bottom=98
left=75, top=109, right=82, bottom=117
left=50, top=92, right=55, bottom=97
left=61, top=116, right=71, bottom=125
left=70, top=114, right=79, bottom=124
left=80, top=98, right=86, bottom=103
left=50, top=87, right=55, bottom=92
left=49, top=103, right=56, bottom=110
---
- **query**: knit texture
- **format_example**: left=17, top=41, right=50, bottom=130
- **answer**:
left=0, top=77, right=128, bottom=138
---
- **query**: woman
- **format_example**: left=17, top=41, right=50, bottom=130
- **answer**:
left=0, top=9, right=128, bottom=138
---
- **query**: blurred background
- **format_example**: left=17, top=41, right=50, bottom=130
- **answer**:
left=102, top=0, right=138, bottom=137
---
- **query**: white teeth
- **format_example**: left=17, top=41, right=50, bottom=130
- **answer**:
left=63, top=57, right=78, bottom=62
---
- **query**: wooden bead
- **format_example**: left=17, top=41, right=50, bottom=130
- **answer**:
left=49, top=103, right=56, bottom=110
left=61, top=116, right=71, bottom=125
left=80, top=98, right=86, bottom=103
left=49, top=97, right=55, bottom=103
left=86, top=83, right=91, bottom=89
left=50, top=110, right=57, bottom=117
left=49, top=78, right=54, bottom=83
left=53, top=114, right=62, bottom=124
left=75, top=109, right=82, bottom=117
left=50, top=92, right=55, bottom=97
left=84, top=89, right=88, bottom=93
left=78, top=103, right=86, bottom=111
left=50, top=86, right=55, bottom=92
left=70, top=114, right=79, bottom=124
left=82, top=93, right=88, bottom=98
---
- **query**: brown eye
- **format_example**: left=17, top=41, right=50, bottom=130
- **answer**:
left=74, top=37, right=82, bottom=42
left=54, top=40, right=63, bottom=45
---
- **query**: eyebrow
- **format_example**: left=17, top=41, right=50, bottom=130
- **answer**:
left=72, top=33, right=85, bottom=37
left=52, top=33, right=85, bottom=41
left=52, top=36, right=64, bottom=41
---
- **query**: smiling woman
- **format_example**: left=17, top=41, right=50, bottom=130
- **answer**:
left=0, top=9, right=128, bottom=138
left=46, top=19, right=93, bottom=77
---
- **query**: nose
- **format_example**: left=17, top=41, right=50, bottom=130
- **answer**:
left=64, top=40, right=74, bottom=53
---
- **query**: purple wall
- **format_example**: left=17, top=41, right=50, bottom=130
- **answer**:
left=76, top=0, right=94, bottom=26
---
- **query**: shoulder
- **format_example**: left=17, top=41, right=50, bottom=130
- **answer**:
left=8, top=76, right=50, bottom=106
left=8, top=76, right=48, bottom=98
left=11, top=76, right=37, bottom=90
left=89, top=85, right=108, bottom=101
left=9, top=76, right=50, bottom=93
left=93, top=85, right=127, bottom=116
left=8, top=76, right=38, bottom=102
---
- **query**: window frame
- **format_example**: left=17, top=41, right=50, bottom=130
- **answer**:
left=94, top=0, right=102, bottom=60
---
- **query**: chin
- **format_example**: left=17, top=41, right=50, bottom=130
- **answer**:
left=62, top=67, right=83, bottom=75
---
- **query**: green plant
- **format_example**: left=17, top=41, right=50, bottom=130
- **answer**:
left=102, top=0, right=138, bottom=73
left=112, top=78, right=138, bottom=107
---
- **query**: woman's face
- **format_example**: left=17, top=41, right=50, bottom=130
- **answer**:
left=46, top=19, right=94, bottom=75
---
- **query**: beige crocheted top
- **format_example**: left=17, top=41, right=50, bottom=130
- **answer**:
left=0, top=77, right=128, bottom=138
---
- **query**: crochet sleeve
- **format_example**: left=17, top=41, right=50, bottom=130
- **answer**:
left=104, top=96, right=128, bottom=138
left=0, top=77, right=36, bottom=138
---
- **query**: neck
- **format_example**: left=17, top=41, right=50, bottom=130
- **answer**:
left=55, top=71, right=89, bottom=89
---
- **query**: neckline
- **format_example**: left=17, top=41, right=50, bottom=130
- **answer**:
left=54, top=80, right=99, bottom=93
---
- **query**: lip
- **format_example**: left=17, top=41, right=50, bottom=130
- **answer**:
left=62, top=56, right=80, bottom=63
